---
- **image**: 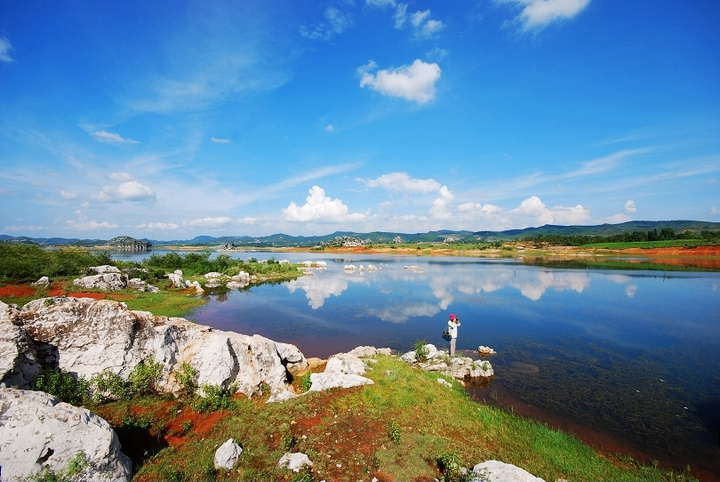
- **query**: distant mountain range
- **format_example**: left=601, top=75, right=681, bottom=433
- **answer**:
left=1, top=220, right=718, bottom=248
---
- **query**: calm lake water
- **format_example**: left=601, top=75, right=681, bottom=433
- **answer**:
left=115, top=250, right=720, bottom=476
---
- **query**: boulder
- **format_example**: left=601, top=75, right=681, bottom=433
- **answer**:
left=214, top=438, right=243, bottom=470
left=477, top=345, right=497, bottom=357
left=400, top=344, right=494, bottom=381
left=278, top=452, right=313, bottom=472
left=127, top=278, right=146, bottom=290
left=91, top=265, right=121, bottom=274
left=72, top=273, right=126, bottom=291
left=471, top=460, right=545, bottom=482
left=0, top=302, right=41, bottom=388
left=346, top=346, right=392, bottom=357
left=309, top=352, right=374, bottom=392
left=32, top=276, right=50, bottom=287
left=1, top=297, right=307, bottom=402
left=189, top=280, right=204, bottom=294
left=167, top=272, right=187, bottom=288
left=0, top=388, right=132, bottom=482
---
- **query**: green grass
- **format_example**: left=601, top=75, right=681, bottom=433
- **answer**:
left=90, top=355, right=697, bottom=482
left=120, top=290, right=207, bottom=317
left=582, top=239, right=717, bottom=249
left=522, top=257, right=717, bottom=272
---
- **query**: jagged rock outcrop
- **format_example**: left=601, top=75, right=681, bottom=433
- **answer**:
left=0, top=388, right=132, bottom=482
left=401, top=344, right=494, bottom=381
left=0, top=304, right=41, bottom=388
left=0, top=298, right=307, bottom=402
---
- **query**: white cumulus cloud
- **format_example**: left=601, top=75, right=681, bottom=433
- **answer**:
left=361, top=172, right=441, bottom=193
left=430, top=186, right=454, bottom=219
left=358, top=59, right=441, bottom=104
left=499, top=0, right=591, bottom=31
left=284, top=186, right=365, bottom=222
left=211, top=137, right=231, bottom=144
left=510, top=195, right=590, bottom=226
left=624, top=200, right=637, bottom=213
left=93, top=181, right=155, bottom=202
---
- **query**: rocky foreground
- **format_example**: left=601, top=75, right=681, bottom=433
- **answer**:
left=0, top=296, right=548, bottom=482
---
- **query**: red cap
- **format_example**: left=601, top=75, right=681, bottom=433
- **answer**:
left=449, top=314, right=457, bottom=320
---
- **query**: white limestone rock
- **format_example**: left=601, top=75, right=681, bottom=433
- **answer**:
left=32, top=276, right=50, bottom=287
left=91, top=265, right=121, bottom=274
left=401, top=344, right=494, bottom=381
left=0, top=302, right=41, bottom=388
left=0, top=388, right=132, bottom=482
left=167, top=272, right=186, bottom=288
left=72, top=272, right=126, bottom=291
left=278, top=452, right=313, bottom=472
left=309, top=352, right=374, bottom=392
left=214, top=438, right=243, bottom=470
left=2, top=297, right=306, bottom=402
left=471, top=460, right=545, bottom=482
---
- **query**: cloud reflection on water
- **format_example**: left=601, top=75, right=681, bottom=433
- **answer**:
left=283, top=260, right=609, bottom=313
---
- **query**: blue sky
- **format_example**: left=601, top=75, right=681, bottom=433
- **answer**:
left=1, top=0, right=719, bottom=239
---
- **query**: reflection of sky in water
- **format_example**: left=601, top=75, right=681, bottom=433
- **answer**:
left=188, top=254, right=719, bottom=361
left=181, top=252, right=720, bottom=470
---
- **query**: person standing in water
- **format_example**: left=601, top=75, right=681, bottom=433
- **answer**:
left=447, top=313, right=461, bottom=356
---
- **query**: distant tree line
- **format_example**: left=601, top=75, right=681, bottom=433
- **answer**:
left=522, top=229, right=719, bottom=246
left=0, top=244, right=299, bottom=283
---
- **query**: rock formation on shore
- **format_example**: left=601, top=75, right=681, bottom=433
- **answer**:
left=0, top=388, right=133, bottom=481
left=0, top=296, right=507, bottom=481
left=0, top=297, right=307, bottom=402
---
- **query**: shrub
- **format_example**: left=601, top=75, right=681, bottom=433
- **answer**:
left=127, top=355, right=163, bottom=396
left=437, top=452, right=472, bottom=482
left=386, top=420, right=401, bottom=443
left=33, top=369, right=90, bottom=406
left=191, top=383, right=237, bottom=412
left=175, top=362, right=198, bottom=396
left=414, top=339, right=429, bottom=362
left=90, top=369, right=127, bottom=402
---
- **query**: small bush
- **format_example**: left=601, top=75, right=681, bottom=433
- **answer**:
left=90, top=369, right=127, bottom=402
left=34, top=369, right=90, bottom=406
left=414, top=339, right=429, bottom=362
left=387, top=420, right=401, bottom=443
left=175, top=362, right=198, bottom=396
left=127, top=355, right=163, bottom=396
left=437, top=452, right=471, bottom=482
left=192, top=383, right=237, bottom=412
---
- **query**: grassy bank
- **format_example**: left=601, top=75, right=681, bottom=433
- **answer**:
left=90, top=355, right=695, bottom=482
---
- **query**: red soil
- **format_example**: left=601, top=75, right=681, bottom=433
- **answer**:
left=0, top=282, right=133, bottom=301
left=618, top=245, right=720, bottom=269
